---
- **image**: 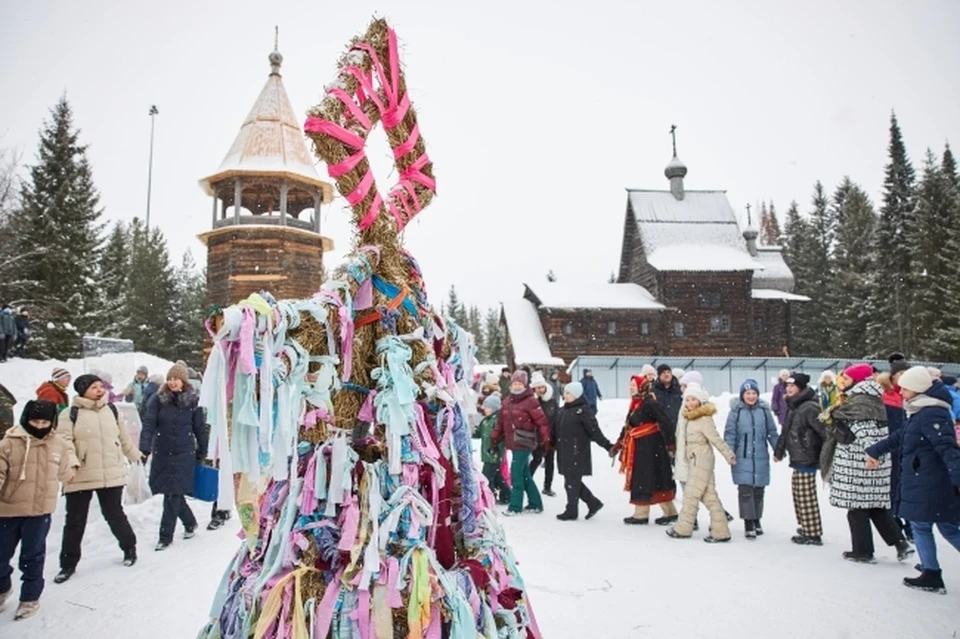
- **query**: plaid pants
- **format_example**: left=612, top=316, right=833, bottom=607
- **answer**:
left=791, top=470, right=822, bottom=536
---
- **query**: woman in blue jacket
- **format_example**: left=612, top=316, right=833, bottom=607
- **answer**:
left=866, top=367, right=960, bottom=594
left=724, top=379, right=779, bottom=539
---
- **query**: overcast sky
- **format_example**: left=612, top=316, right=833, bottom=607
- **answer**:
left=2, top=0, right=958, bottom=311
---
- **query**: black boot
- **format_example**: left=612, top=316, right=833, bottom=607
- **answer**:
left=585, top=501, right=604, bottom=521
left=123, top=549, right=137, bottom=567
left=623, top=516, right=649, bottom=525
left=53, top=568, right=75, bottom=584
left=556, top=511, right=577, bottom=521
left=842, top=551, right=876, bottom=564
left=903, top=569, right=946, bottom=594
left=745, top=520, right=757, bottom=540
left=896, top=540, right=915, bottom=562
left=654, top=514, right=678, bottom=526
left=754, top=520, right=764, bottom=536
left=791, top=534, right=823, bottom=546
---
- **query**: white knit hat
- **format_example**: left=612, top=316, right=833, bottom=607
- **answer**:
left=898, top=366, right=933, bottom=394
left=683, top=383, right=710, bottom=403
left=641, top=364, right=656, bottom=377
left=530, top=371, right=548, bottom=389
left=679, top=371, right=703, bottom=387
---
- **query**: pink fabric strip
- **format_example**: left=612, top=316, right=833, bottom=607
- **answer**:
left=357, top=589, right=371, bottom=639
left=382, top=92, right=410, bottom=130
left=326, top=87, right=373, bottom=131
left=345, top=170, right=375, bottom=206
left=304, top=117, right=364, bottom=149
left=386, top=558, right=403, bottom=608
left=425, top=604, right=441, bottom=639
left=391, top=121, right=420, bottom=159
left=328, top=149, right=366, bottom=179
left=338, top=498, right=360, bottom=551
left=313, top=569, right=343, bottom=636
left=358, top=192, right=383, bottom=230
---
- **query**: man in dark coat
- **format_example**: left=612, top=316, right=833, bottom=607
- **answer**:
left=498, top=367, right=512, bottom=398
left=13, top=309, right=29, bottom=357
left=579, top=369, right=602, bottom=408
left=653, top=364, right=683, bottom=438
left=555, top=382, right=612, bottom=521
left=0, top=306, right=16, bottom=362
left=774, top=373, right=828, bottom=545
left=139, top=363, right=208, bottom=551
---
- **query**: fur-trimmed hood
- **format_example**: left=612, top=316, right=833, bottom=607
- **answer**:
left=682, top=403, right=717, bottom=420
left=157, top=384, right=199, bottom=407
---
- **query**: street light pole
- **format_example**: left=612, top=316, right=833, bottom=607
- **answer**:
left=146, top=105, right=159, bottom=227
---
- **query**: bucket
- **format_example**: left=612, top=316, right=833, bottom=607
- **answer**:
left=193, top=464, right=219, bottom=502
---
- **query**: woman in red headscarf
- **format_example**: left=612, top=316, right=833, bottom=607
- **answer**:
left=612, top=375, right=678, bottom=525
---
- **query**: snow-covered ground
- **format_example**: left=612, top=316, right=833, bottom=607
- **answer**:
left=0, top=360, right=958, bottom=637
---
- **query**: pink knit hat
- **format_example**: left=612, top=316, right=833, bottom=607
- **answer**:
left=843, top=363, right=875, bottom=386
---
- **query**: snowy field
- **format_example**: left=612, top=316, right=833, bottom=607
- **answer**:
left=0, top=359, right=958, bottom=637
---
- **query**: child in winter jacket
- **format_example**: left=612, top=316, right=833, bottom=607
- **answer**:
left=474, top=394, right=509, bottom=504
left=0, top=400, right=74, bottom=620
left=667, top=384, right=736, bottom=543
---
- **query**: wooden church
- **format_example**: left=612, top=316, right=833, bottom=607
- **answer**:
left=502, top=134, right=808, bottom=369
left=197, top=38, right=335, bottom=310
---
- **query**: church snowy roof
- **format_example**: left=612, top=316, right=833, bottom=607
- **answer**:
left=199, top=49, right=333, bottom=202
left=524, top=282, right=665, bottom=310
left=751, top=247, right=796, bottom=292
left=647, top=244, right=763, bottom=272
left=501, top=299, right=565, bottom=367
left=752, top=288, right=810, bottom=302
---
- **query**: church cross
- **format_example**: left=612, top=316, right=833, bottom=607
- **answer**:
left=669, top=124, right=677, bottom=157
left=746, top=202, right=752, bottom=226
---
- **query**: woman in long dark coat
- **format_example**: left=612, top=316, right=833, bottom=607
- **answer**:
left=139, top=363, right=208, bottom=551
left=555, top=382, right=613, bottom=521
left=613, top=375, right=677, bottom=525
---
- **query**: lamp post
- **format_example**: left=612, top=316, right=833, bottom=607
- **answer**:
left=146, top=105, right=159, bottom=227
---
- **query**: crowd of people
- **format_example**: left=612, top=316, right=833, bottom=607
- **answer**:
left=0, top=361, right=224, bottom=621
left=474, top=357, right=960, bottom=595
left=0, top=306, right=30, bottom=363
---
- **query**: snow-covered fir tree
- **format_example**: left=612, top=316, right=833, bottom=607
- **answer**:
left=760, top=201, right=782, bottom=246
left=832, top=182, right=878, bottom=358
left=781, top=200, right=819, bottom=356
left=467, top=304, right=485, bottom=362
left=910, top=150, right=960, bottom=360
left=483, top=306, right=506, bottom=364
left=10, top=97, right=104, bottom=359
left=97, top=221, right=130, bottom=338
left=120, top=218, right=178, bottom=359
left=171, top=250, right=207, bottom=368
left=866, top=112, right=917, bottom=357
left=445, top=285, right=468, bottom=328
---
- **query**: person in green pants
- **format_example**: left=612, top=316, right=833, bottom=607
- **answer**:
left=490, top=370, right=553, bottom=516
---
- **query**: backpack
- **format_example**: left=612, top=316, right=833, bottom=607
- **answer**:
left=70, top=402, right=119, bottom=426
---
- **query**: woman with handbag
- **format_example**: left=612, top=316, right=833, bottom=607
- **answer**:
left=612, top=375, right=677, bottom=525
left=825, top=363, right=913, bottom=564
left=490, top=371, right=552, bottom=517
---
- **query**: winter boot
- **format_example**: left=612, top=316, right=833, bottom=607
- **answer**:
left=654, top=514, right=679, bottom=526
left=903, top=569, right=947, bottom=594
left=501, top=509, right=521, bottom=518
left=556, top=511, right=577, bottom=521
left=184, top=526, right=197, bottom=540
left=745, top=520, right=757, bottom=540
left=542, top=488, right=556, bottom=497
left=896, top=541, right=915, bottom=562
left=207, top=510, right=232, bottom=531
left=585, top=501, right=604, bottom=521
left=842, top=551, right=877, bottom=564
left=14, top=601, right=39, bottom=621
left=754, top=520, right=764, bottom=536
left=704, top=535, right=731, bottom=544
left=665, top=528, right=691, bottom=539
left=53, top=569, right=75, bottom=584
left=791, top=534, right=823, bottom=546
left=524, top=506, right=543, bottom=514
left=123, top=549, right=137, bottom=567
left=725, top=511, right=734, bottom=522
left=623, top=516, right=649, bottom=525
left=155, top=540, right=171, bottom=552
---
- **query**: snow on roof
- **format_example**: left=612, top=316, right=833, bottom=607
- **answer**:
left=199, top=63, right=333, bottom=201
left=501, top=299, right=565, bottom=367
left=647, top=243, right=764, bottom=272
left=751, top=247, right=796, bottom=292
left=751, top=288, right=811, bottom=302
left=627, top=189, right=739, bottom=225
left=525, top=282, right=665, bottom=310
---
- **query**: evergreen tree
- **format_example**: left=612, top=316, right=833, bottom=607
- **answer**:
left=0, top=147, right=32, bottom=306
left=867, top=112, right=917, bottom=356
left=171, top=250, right=207, bottom=367
left=446, top=285, right=468, bottom=327
left=97, top=221, right=130, bottom=337
left=483, top=306, right=506, bottom=364
left=121, top=218, right=178, bottom=359
left=832, top=182, right=878, bottom=357
left=781, top=200, right=819, bottom=356
left=546, top=270, right=557, bottom=283
left=760, top=201, right=782, bottom=246
left=832, top=177, right=854, bottom=228
left=607, top=271, right=616, bottom=284
left=942, top=142, right=958, bottom=188
left=802, top=182, right=837, bottom=354
left=467, top=304, right=485, bottom=362
left=910, top=150, right=960, bottom=360
left=9, top=96, right=104, bottom=358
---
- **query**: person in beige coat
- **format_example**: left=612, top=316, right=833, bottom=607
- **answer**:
left=0, top=400, right=73, bottom=620
left=667, top=384, right=737, bottom=543
left=54, top=374, right=143, bottom=584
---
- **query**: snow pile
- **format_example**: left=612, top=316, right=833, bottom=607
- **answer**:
left=524, top=282, right=664, bottom=310
left=0, top=385, right=957, bottom=637
left=0, top=352, right=174, bottom=414
left=500, top=298, right=564, bottom=367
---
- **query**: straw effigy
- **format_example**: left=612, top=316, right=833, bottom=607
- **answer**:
left=195, top=18, right=541, bottom=639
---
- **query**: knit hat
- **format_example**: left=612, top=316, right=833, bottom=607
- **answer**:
left=641, top=364, right=656, bottom=377
left=942, top=375, right=958, bottom=387
left=51, top=367, right=71, bottom=383
left=889, top=359, right=911, bottom=377
left=565, top=382, right=584, bottom=400
left=926, top=367, right=942, bottom=380
left=136, top=365, right=149, bottom=375
left=898, top=366, right=933, bottom=394
left=484, top=373, right=498, bottom=386
left=530, top=371, right=548, bottom=389
left=20, top=399, right=58, bottom=426
left=818, top=370, right=836, bottom=385
left=73, top=374, right=102, bottom=397
left=739, top=378, right=760, bottom=399
left=149, top=373, right=165, bottom=385
left=482, top=394, right=502, bottom=412
left=679, top=371, right=703, bottom=387
left=511, top=370, right=528, bottom=386
left=842, top=363, right=875, bottom=386
left=167, top=362, right=190, bottom=385
left=656, top=364, right=672, bottom=376
left=683, top=383, right=710, bottom=403
left=672, top=368, right=686, bottom=380
left=786, top=372, right=810, bottom=390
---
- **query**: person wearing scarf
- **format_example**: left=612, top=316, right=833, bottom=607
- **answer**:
left=612, top=374, right=677, bottom=525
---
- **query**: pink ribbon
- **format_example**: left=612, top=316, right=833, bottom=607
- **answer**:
left=313, top=569, right=343, bottom=636
left=338, top=497, right=360, bottom=552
